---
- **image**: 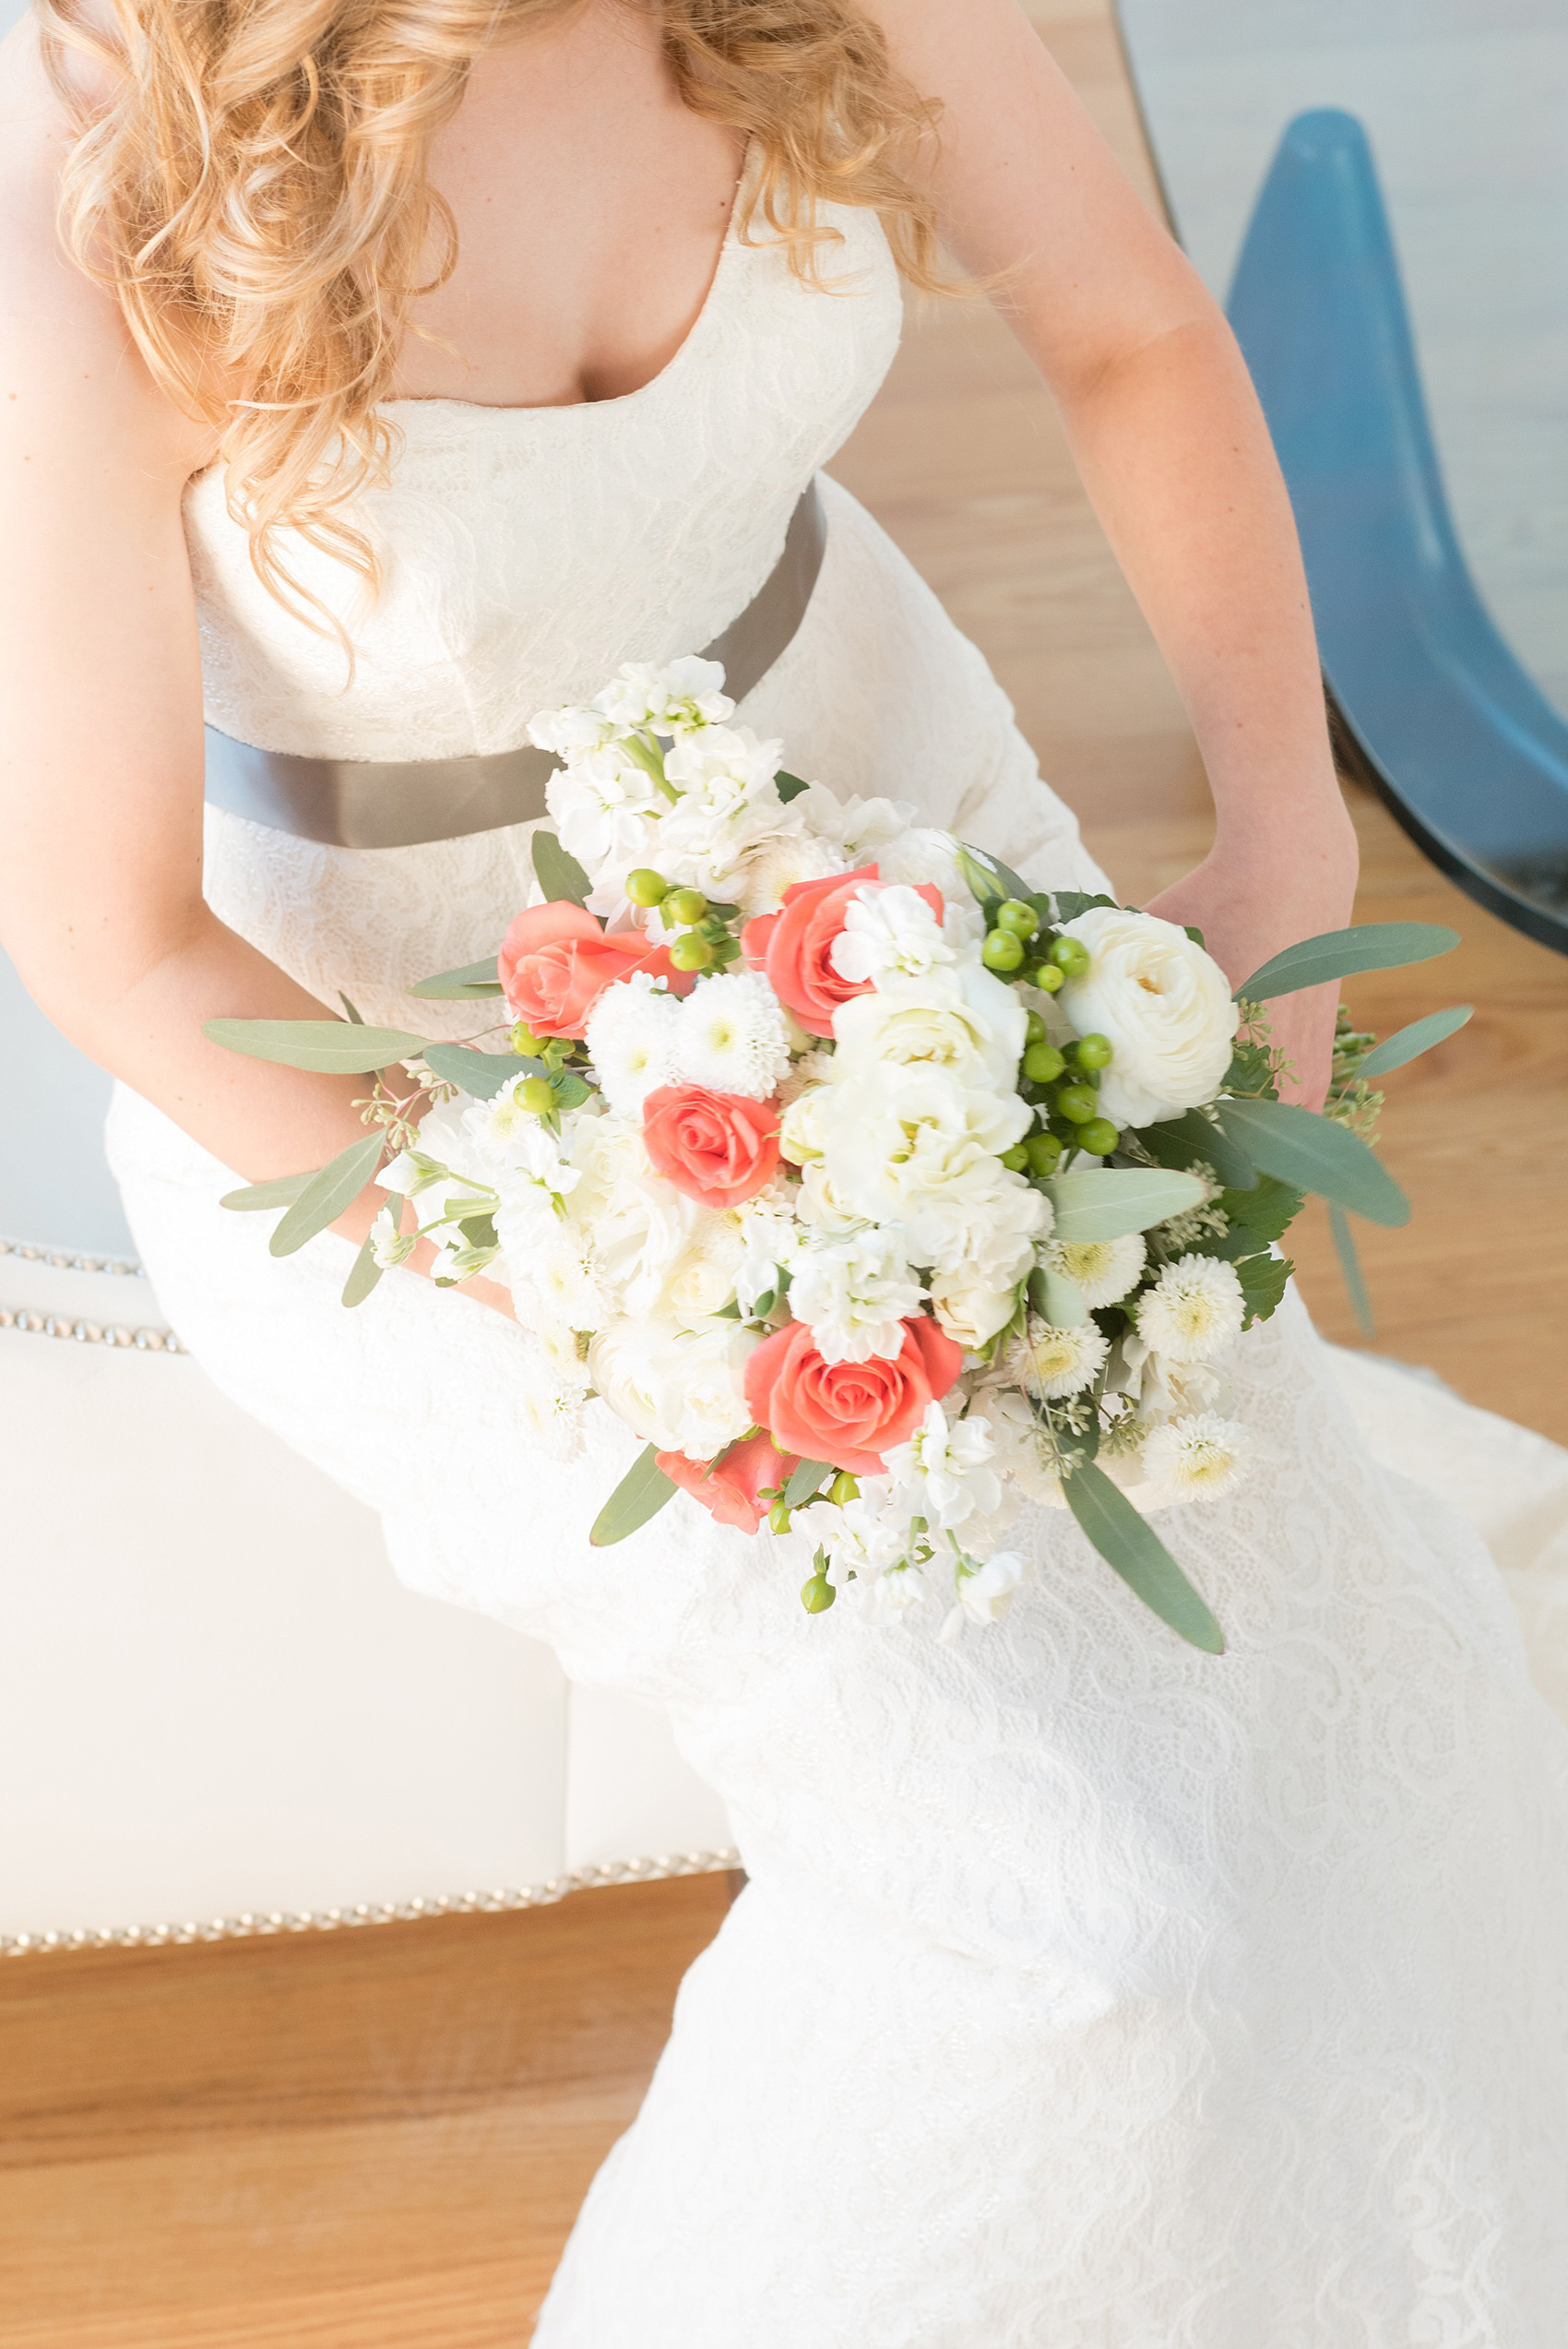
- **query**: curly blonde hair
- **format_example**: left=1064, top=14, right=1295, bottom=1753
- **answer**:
left=37, top=0, right=942, bottom=624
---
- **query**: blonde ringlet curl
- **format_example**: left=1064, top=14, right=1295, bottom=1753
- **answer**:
left=37, top=0, right=945, bottom=630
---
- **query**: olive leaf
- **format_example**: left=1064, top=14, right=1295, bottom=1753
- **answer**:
left=205, top=1019, right=429, bottom=1075
left=1216, top=1097, right=1408, bottom=1228
left=1238, top=922, right=1458, bottom=1002
left=408, top=958, right=505, bottom=1000
left=269, top=1132, right=387, bottom=1259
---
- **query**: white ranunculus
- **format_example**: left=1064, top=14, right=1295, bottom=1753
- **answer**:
left=830, top=962, right=1027, bottom=1094
left=929, top=1265, right=1022, bottom=1353
left=588, top=1318, right=757, bottom=1460
left=1057, top=907, right=1240, bottom=1129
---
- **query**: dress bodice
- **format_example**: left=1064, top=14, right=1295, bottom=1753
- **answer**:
left=183, top=197, right=903, bottom=763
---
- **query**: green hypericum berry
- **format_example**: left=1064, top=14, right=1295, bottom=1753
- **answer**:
left=519, top=1077, right=555, bottom=1115
left=1025, top=1132, right=1063, bottom=1176
left=768, top=1499, right=793, bottom=1535
left=801, top=1574, right=837, bottom=1614
left=665, top=886, right=708, bottom=926
left=625, top=868, right=668, bottom=907
left=1000, top=1142, right=1030, bottom=1172
left=1073, top=1031, right=1113, bottom=1070
left=670, top=932, right=714, bottom=972
left=1023, top=1010, right=1048, bottom=1045
left=981, top=928, right=1027, bottom=972
left=1077, top=1116, right=1121, bottom=1157
left=828, top=1471, right=860, bottom=1506
left=1055, top=1082, right=1099, bottom=1125
left=1048, top=935, right=1091, bottom=979
left=509, top=1020, right=542, bottom=1055
left=1022, top=1040, right=1066, bottom=1085
left=995, top=897, right=1040, bottom=939
left=1031, top=962, right=1065, bottom=993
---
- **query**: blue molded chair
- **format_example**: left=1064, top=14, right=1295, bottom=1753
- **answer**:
left=1227, top=109, right=1568, bottom=954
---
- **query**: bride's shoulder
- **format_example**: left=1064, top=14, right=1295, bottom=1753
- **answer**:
left=0, top=11, right=209, bottom=484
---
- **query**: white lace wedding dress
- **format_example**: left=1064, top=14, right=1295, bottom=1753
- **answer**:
left=107, top=193, right=1568, bottom=2345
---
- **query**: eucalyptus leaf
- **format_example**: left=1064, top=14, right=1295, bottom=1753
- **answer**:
left=340, top=1230, right=385, bottom=1308
left=269, top=1133, right=386, bottom=1259
left=1357, top=1004, right=1473, bottom=1079
left=1139, top=1109, right=1257, bottom=1192
left=1238, top=922, right=1459, bottom=1002
left=1045, top=1166, right=1206, bottom=1242
left=775, top=769, right=811, bottom=804
left=1029, top=1267, right=1090, bottom=1327
left=220, top=1172, right=315, bottom=1212
left=590, top=1445, right=679, bottom=1545
left=422, top=1043, right=546, bottom=1099
left=1063, top=1461, right=1225, bottom=1652
left=408, top=958, right=504, bottom=1000
left=783, top=1457, right=835, bottom=1508
left=204, top=1018, right=429, bottom=1074
left=1217, top=1097, right=1409, bottom=1228
left=531, top=830, right=593, bottom=909
left=1329, top=1203, right=1376, bottom=1338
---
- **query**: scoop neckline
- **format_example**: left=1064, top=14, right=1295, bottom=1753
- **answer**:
left=385, top=161, right=750, bottom=424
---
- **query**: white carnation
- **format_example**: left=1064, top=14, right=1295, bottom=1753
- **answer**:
left=1008, top=1314, right=1111, bottom=1401
left=1057, top=907, right=1240, bottom=1129
left=585, top=972, right=682, bottom=1115
left=829, top=884, right=956, bottom=989
left=817, top=1063, right=1030, bottom=1243
left=587, top=1318, right=757, bottom=1460
left=1039, top=1233, right=1147, bottom=1310
left=1135, top=1253, right=1246, bottom=1365
left=1140, top=1411, right=1252, bottom=1499
left=884, top=1400, right=1002, bottom=1530
left=789, top=1227, right=924, bottom=1365
left=671, top=972, right=792, bottom=1100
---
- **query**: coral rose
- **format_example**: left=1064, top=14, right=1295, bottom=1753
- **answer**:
left=656, top=1431, right=800, bottom=1533
left=741, top=867, right=944, bottom=1039
left=743, top=1315, right=964, bottom=1475
left=499, top=900, right=684, bottom=1040
left=642, top=1084, right=781, bottom=1210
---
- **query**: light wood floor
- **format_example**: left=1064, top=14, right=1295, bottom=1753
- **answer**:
left=9, top=6, right=1566, bottom=2344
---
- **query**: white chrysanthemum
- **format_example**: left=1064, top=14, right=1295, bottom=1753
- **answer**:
left=671, top=972, right=792, bottom=1100
left=1008, top=1314, right=1111, bottom=1401
left=1140, top=1412, right=1252, bottom=1499
left=829, top=883, right=956, bottom=989
left=790, top=1227, right=924, bottom=1365
left=884, top=1400, right=1002, bottom=1529
left=585, top=973, right=682, bottom=1115
left=1135, top=1253, right=1246, bottom=1365
left=1039, top=1233, right=1147, bottom=1310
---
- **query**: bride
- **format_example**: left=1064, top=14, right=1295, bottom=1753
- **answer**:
left=3, top=0, right=1565, bottom=2337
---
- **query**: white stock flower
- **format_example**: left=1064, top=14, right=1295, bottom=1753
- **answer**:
left=1039, top=1233, right=1147, bottom=1310
left=595, top=656, right=734, bottom=735
left=956, top=1547, right=1030, bottom=1626
left=977, top=1391, right=1070, bottom=1508
left=585, top=972, right=682, bottom=1115
left=929, top=1266, right=1022, bottom=1353
left=829, top=884, right=956, bottom=989
left=663, top=724, right=783, bottom=818
left=1140, top=1412, right=1252, bottom=1499
left=1057, top=907, right=1240, bottom=1129
left=671, top=972, right=792, bottom=1100
left=885, top=1401, right=1003, bottom=1530
left=507, top=1222, right=607, bottom=1335
left=543, top=745, right=664, bottom=884
left=462, top=1081, right=583, bottom=1216
left=790, top=782, right=912, bottom=864
left=815, top=1483, right=916, bottom=1588
left=587, top=1318, right=757, bottom=1460
left=513, top=1339, right=591, bottom=1462
left=831, top=962, right=1028, bottom=1097
left=1008, top=1314, right=1111, bottom=1401
left=873, top=826, right=983, bottom=928
left=1135, top=1253, right=1246, bottom=1365
left=789, top=1227, right=924, bottom=1364
left=732, top=1186, right=801, bottom=1317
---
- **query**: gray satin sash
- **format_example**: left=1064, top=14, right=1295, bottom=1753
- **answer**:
left=204, top=479, right=826, bottom=852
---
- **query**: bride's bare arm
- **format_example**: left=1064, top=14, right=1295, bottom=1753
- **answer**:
left=869, top=0, right=1358, bottom=1103
left=0, top=59, right=503, bottom=1294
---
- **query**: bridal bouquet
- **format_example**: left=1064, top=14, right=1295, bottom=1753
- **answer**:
left=209, top=658, right=1467, bottom=1651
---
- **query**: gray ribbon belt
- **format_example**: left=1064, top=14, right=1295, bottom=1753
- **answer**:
left=204, top=479, right=826, bottom=852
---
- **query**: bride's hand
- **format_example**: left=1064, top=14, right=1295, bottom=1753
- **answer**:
left=1142, top=814, right=1358, bottom=1111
